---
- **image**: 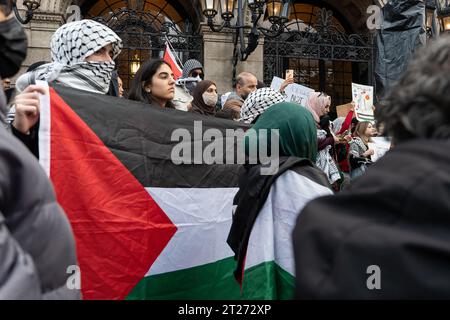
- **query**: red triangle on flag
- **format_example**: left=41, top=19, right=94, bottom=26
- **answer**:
left=163, top=42, right=182, bottom=80
left=48, top=88, right=177, bottom=299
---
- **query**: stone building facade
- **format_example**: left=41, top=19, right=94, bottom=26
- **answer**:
left=15, top=0, right=386, bottom=104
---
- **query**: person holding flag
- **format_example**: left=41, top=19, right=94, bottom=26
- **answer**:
left=8, top=19, right=123, bottom=158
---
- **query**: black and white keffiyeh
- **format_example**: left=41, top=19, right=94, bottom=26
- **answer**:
left=16, top=61, right=116, bottom=94
left=316, top=129, right=341, bottom=184
left=15, top=19, right=122, bottom=94
left=181, top=59, right=203, bottom=79
left=349, top=136, right=368, bottom=158
left=50, top=19, right=122, bottom=66
left=239, top=88, right=285, bottom=124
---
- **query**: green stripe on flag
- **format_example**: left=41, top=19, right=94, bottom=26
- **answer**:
left=126, top=257, right=294, bottom=300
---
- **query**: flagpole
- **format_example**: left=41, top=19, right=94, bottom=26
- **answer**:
left=164, top=35, right=184, bottom=69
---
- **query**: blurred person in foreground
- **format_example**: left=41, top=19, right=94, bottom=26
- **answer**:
left=292, top=35, right=450, bottom=299
left=0, top=5, right=79, bottom=299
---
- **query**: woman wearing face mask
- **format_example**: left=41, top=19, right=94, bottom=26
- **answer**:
left=189, top=80, right=218, bottom=116
left=128, top=59, right=176, bottom=109
left=9, top=19, right=122, bottom=157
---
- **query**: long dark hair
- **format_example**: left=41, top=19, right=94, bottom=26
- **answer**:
left=128, top=59, right=174, bottom=108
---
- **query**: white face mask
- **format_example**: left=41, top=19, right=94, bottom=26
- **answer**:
left=202, top=92, right=218, bottom=107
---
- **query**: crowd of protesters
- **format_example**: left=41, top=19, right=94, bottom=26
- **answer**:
left=8, top=19, right=372, bottom=188
left=1, top=15, right=450, bottom=299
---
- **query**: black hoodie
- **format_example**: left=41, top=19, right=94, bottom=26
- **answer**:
left=293, top=139, right=450, bottom=299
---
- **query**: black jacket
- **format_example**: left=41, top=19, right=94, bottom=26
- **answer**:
left=293, top=139, right=450, bottom=299
left=0, top=17, right=27, bottom=79
left=228, top=157, right=330, bottom=283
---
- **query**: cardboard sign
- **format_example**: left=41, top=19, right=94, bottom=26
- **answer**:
left=336, top=102, right=353, bottom=118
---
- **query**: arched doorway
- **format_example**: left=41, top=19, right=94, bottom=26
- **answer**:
left=81, top=0, right=203, bottom=90
left=263, top=2, right=374, bottom=112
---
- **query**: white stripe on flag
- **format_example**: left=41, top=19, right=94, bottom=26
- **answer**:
left=37, top=80, right=51, bottom=177
left=145, top=171, right=332, bottom=278
left=144, top=187, right=238, bottom=276
left=165, top=43, right=182, bottom=75
left=245, top=170, right=333, bottom=276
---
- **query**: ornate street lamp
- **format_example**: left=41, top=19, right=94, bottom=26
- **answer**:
left=13, top=0, right=40, bottom=24
left=266, top=0, right=289, bottom=24
left=130, top=54, right=141, bottom=75
left=202, top=0, right=291, bottom=61
left=437, top=0, right=450, bottom=32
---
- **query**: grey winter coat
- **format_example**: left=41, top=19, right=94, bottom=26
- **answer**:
left=0, top=88, right=80, bottom=299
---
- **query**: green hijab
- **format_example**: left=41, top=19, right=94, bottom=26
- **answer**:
left=244, top=102, right=318, bottom=162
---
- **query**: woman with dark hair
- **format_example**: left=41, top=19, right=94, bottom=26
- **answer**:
left=128, top=59, right=175, bottom=109
left=348, top=121, right=375, bottom=179
left=189, top=80, right=218, bottom=116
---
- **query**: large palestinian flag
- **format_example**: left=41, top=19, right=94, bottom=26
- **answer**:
left=37, top=83, right=328, bottom=300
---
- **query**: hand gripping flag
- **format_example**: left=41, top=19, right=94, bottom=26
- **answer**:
left=163, top=42, right=182, bottom=80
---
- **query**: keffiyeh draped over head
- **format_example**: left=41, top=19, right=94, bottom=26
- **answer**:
left=51, top=19, right=122, bottom=65
left=16, top=19, right=122, bottom=94
left=306, top=91, right=331, bottom=123
left=239, top=87, right=285, bottom=124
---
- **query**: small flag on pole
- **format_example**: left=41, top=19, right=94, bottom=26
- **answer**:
left=163, top=42, right=182, bottom=80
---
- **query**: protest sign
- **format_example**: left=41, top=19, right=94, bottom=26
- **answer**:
left=368, top=137, right=391, bottom=162
left=352, top=83, right=374, bottom=122
left=271, top=76, right=314, bottom=106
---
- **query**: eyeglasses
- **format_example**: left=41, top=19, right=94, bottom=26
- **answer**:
left=191, top=71, right=204, bottom=79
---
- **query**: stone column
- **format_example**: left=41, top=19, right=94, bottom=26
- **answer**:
left=12, top=9, right=63, bottom=84
left=201, top=24, right=264, bottom=94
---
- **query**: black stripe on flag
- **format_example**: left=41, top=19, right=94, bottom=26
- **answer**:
left=52, top=84, right=249, bottom=188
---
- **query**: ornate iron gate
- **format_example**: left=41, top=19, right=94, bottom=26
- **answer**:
left=90, top=8, right=203, bottom=90
left=264, top=8, right=374, bottom=108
